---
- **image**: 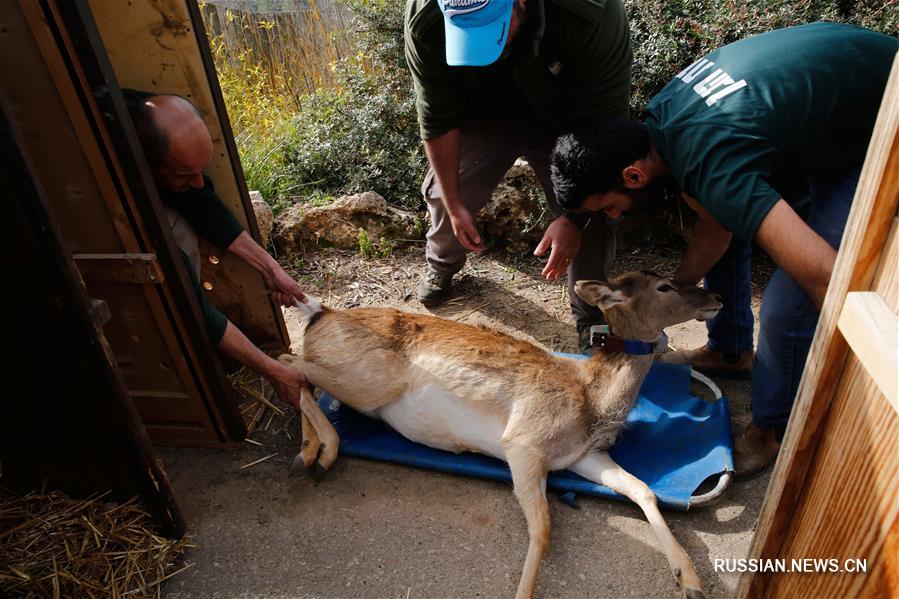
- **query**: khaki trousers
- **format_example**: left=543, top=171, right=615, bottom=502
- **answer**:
left=422, top=118, right=615, bottom=327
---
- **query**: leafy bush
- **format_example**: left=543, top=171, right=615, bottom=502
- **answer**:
left=626, top=0, right=896, bottom=115
left=358, top=227, right=393, bottom=258
left=280, top=0, right=423, bottom=210
left=209, top=0, right=895, bottom=213
left=282, top=54, right=425, bottom=211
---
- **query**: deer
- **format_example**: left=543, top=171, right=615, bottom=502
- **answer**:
left=278, top=270, right=721, bottom=599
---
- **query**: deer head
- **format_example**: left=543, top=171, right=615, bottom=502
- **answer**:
left=575, top=271, right=723, bottom=342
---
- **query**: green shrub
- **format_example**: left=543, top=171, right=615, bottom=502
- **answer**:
left=280, top=0, right=423, bottom=210
left=626, top=0, right=896, bottom=115
left=283, top=54, right=425, bottom=210
left=210, top=0, right=896, bottom=213
left=358, top=227, right=393, bottom=257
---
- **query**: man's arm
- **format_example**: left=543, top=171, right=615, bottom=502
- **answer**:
left=218, top=321, right=307, bottom=412
left=755, top=199, right=836, bottom=310
left=424, top=129, right=485, bottom=252
left=228, top=231, right=306, bottom=306
left=673, top=194, right=733, bottom=285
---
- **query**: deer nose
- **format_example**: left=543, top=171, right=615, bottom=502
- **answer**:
left=710, top=293, right=722, bottom=302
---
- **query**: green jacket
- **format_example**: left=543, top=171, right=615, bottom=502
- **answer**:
left=404, top=0, right=632, bottom=140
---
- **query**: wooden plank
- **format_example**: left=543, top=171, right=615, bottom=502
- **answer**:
left=0, top=85, right=185, bottom=535
left=73, top=253, right=165, bottom=284
left=838, top=292, right=898, bottom=409
left=12, top=1, right=144, bottom=255
left=11, top=0, right=227, bottom=445
left=875, top=218, right=899, bottom=309
left=37, top=0, right=248, bottom=445
left=764, top=356, right=899, bottom=598
left=738, top=52, right=899, bottom=598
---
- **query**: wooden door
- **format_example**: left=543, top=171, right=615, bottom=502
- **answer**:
left=0, top=95, right=184, bottom=536
left=738, top=53, right=898, bottom=599
left=0, top=0, right=255, bottom=446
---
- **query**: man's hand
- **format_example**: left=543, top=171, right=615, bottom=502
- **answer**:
left=448, top=205, right=485, bottom=252
left=265, top=267, right=306, bottom=307
left=228, top=231, right=306, bottom=307
left=267, top=361, right=308, bottom=413
left=534, top=216, right=582, bottom=280
left=218, top=321, right=309, bottom=413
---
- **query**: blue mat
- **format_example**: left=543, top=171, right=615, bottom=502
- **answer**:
left=317, top=359, right=734, bottom=510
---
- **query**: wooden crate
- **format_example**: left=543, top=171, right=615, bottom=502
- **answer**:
left=0, top=0, right=287, bottom=447
left=738, top=53, right=898, bottom=599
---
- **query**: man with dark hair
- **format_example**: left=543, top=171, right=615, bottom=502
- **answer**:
left=551, top=23, right=897, bottom=478
left=405, top=0, right=632, bottom=351
left=125, top=90, right=309, bottom=412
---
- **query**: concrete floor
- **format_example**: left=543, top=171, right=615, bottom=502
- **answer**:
left=161, top=318, right=770, bottom=599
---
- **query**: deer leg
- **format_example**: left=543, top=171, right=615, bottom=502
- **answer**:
left=298, top=387, right=340, bottom=475
left=570, top=452, right=705, bottom=599
left=294, top=411, right=321, bottom=472
left=504, top=443, right=550, bottom=599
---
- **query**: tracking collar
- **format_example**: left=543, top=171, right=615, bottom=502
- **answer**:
left=589, top=325, right=668, bottom=355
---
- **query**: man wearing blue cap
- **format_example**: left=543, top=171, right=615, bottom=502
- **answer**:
left=404, top=0, right=632, bottom=351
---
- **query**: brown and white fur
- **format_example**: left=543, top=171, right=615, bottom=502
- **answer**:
left=280, top=271, right=721, bottom=599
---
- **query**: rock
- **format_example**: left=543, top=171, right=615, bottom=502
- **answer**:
left=274, top=191, right=423, bottom=251
left=249, top=190, right=274, bottom=248
left=479, top=159, right=552, bottom=252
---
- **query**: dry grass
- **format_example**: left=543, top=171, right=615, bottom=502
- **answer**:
left=200, top=0, right=355, bottom=129
left=230, top=366, right=289, bottom=441
left=0, top=492, right=192, bottom=598
left=199, top=1, right=364, bottom=201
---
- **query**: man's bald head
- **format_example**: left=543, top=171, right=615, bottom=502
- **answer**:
left=131, top=94, right=213, bottom=193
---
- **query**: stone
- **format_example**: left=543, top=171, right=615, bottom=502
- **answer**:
left=479, top=159, right=552, bottom=252
left=274, top=191, right=423, bottom=252
left=249, top=190, right=274, bottom=248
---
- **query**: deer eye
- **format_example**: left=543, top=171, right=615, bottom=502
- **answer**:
left=657, top=284, right=674, bottom=293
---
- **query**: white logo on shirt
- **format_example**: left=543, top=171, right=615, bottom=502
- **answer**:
left=675, top=58, right=747, bottom=106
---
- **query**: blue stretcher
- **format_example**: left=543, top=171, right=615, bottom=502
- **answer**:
left=317, top=359, right=734, bottom=510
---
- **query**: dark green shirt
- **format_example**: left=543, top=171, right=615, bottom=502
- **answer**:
left=123, top=89, right=244, bottom=342
left=643, top=23, right=898, bottom=245
left=404, top=0, right=632, bottom=139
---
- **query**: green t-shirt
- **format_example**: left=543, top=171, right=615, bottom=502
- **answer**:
left=643, top=23, right=897, bottom=244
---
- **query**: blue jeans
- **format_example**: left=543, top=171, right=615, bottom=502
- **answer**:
left=702, top=168, right=860, bottom=435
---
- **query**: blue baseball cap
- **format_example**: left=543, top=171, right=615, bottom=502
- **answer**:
left=438, top=0, right=514, bottom=67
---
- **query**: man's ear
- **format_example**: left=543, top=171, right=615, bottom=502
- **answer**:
left=574, top=280, right=627, bottom=310
left=621, top=164, right=648, bottom=189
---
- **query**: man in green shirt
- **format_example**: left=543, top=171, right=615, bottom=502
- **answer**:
left=550, top=23, right=897, bottom=477
left=126, top=91, right=309, bottom=412
left=405, top=0, right=632, bottom=350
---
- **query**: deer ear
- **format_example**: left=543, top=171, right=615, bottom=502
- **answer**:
left=574, top=280, right=627, bottom=310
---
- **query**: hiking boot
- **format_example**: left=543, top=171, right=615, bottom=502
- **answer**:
left=656, top=344, right=753, bottom=379
left=733, top=421, right=781, bottom=481
left=417, top=267, right=455, bottom=307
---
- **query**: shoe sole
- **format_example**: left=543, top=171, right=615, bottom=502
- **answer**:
left=418, top=292, right=451, bottom=307
left=734, top=460, right=775, bottom=482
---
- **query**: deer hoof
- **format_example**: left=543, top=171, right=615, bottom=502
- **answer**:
left=290, top=453, right=306, bottom=474
left=310, top=461, right=329, bottom=482
left=684, top=588, right=706, bottom=599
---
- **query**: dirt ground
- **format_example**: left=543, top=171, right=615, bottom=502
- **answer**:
left=160, top=242, right=773, bottom=599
